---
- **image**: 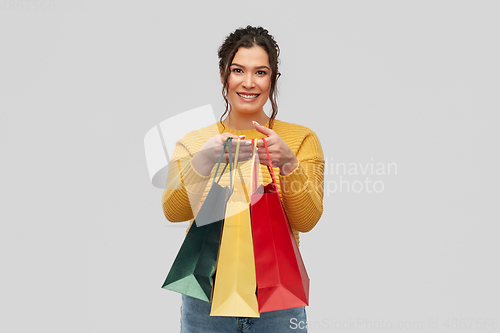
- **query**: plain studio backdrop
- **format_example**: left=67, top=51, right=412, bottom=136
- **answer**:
left=1, top=1, right=499, bottom=332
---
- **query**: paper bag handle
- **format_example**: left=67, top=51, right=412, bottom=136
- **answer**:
left=250, top=138, right=278, bottom=194
left=262, top=138, right=277, bottom=186
left=250, top=139, right=258, bottom=194
left=228, top=137, right=241, bottom=197
left=212, top=137, right=232, bottom=188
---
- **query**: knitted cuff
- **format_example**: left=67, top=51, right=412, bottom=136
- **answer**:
left=279, top=162, right=308, bottom=196
left=181, top=160, right=211, bottom=196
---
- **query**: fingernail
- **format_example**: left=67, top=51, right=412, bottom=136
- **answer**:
left=253, top=121, right=260, bottom=126
left=239, top=135, right=246, bottom=138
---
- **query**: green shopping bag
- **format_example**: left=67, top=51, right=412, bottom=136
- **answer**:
left=161, top=137, right=233, bottom=301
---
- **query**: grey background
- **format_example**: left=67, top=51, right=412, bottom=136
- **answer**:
left=1, top=1, right=499, bottom=332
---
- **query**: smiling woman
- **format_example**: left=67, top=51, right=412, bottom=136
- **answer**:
left=222, top=46, right=272, bottom=129
left=218, top=26, right=281, bottom=131
left=162, top=25, right=325, bottom=333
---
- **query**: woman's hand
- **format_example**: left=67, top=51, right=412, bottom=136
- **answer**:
left=192, top=133, right=253, bottom=176
left=252, top=121, right=298, bottom=176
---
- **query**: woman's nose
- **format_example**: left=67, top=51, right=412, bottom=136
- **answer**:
left=242, top=75, right=254, bottom=88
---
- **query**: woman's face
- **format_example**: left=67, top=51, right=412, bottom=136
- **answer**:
left=224, top=46, right=271, bottom=116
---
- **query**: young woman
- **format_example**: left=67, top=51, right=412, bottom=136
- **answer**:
left=162, top=26, right=325, bottom=333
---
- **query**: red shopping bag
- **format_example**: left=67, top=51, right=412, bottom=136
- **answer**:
left=250, top=138, right=309, bottom=313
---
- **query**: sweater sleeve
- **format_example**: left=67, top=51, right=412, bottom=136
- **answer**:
left=162, top=139, right=211, bottom=222
left=279, top=131, right=325, bottom=232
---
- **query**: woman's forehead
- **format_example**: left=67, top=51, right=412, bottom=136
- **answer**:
left=232, top=46, right=270, bottom=67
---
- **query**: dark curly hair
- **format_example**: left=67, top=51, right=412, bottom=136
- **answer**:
left=218, top=25, right=281, bottom=129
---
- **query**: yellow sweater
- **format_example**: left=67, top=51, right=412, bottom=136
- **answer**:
left=162, top=119, right=325, bottom=245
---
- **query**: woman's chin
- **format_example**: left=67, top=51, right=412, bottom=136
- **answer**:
left=230, top=104, right=265, bottom=115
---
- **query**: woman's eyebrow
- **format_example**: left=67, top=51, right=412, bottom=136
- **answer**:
left=231, top=63, right=271, bottom=70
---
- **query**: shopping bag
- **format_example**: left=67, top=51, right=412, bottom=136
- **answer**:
left=210, top=138, right=260, bottom=317
left=161, top=137, right=233, bottom=302
left=250, top=138, right=310, bottom=313
left=195, top=139, right=235, bottom=227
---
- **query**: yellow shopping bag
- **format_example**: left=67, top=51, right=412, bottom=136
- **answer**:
left=210, top=138, right=260, bottom=317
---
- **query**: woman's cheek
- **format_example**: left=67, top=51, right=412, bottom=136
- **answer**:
left=260, top=77, right=271, bottom=92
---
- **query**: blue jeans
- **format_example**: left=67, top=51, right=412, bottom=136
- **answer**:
left=180, top=295, right=308, bottom=333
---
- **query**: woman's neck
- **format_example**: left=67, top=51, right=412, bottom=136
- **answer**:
left=223, top=111, right=270, bottom=130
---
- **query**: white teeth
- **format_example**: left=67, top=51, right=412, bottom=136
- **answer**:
left=237, top=93, right=259, bottom=99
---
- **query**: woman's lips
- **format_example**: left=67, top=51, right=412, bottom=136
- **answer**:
left=237, top=92, right=260, bottom=100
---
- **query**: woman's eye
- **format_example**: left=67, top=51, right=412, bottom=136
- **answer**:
left=232, top=68, right=242, bottom=73
left=257, top=70, right=267, bottom=75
